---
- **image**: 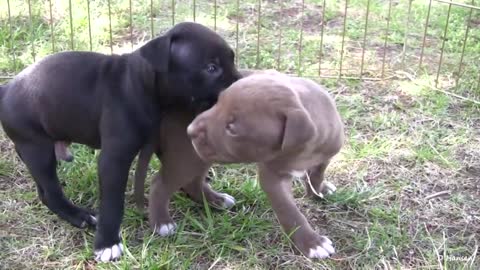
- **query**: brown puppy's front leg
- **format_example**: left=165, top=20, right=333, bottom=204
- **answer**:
left=181, top=174, right=236, bottom=209
left=148, top=171, right=177, bottom=236
left=149, top=161, right=235, bottom=236
left=305, top=161, right=337, bottom=199
left=148, top=141, right=210, bottom=236
left=258, top=164, right=335, bottom=259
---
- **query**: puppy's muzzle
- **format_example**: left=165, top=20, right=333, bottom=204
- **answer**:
left=186, top=121, right=201, bottom=139
left=187, top=121, right=215, bottom=161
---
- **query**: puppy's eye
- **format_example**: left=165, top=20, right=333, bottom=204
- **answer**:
left=226, top=122, right=238, bottom=137
left=206, top=63, right=217, bottom=73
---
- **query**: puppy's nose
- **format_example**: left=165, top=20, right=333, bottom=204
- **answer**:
left=187, top=122, right=200, bottom=138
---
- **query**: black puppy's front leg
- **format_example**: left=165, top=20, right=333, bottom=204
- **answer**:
left=94, top=140, right=140, bottom=262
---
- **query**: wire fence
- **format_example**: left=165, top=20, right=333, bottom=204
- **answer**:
left=1, top=0, right=479, bottom=91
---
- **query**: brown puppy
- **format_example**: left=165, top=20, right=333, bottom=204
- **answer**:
left=130, top=70, right=264, bottom=230
left=186, top=71, right=344, bottom=259
left=132, top=110, right=235, bottom=236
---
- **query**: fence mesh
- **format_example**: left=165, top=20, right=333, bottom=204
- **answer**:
left=0, top=0, right=479, bottom=92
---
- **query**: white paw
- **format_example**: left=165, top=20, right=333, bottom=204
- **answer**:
left=80, top=215, right=97, bottom=228
left=155, top=223, right=177, bottom=237
left=321, top=181, right=337, bottom=195
left=307, top=237, right=335, bottom=259
left=291, top=170, right=306, bottom=178
left=90, top=215, right=97, bottom=224
left=220, top=193, right=236, bottom=208
left=94, top=243, right=123, bottom=262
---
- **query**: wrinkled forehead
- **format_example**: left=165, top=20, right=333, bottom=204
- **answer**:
left=226, top=76, right=293, bottom=100
left=219, top=82, right=258, bottom=104
left=218, top=77, right=298, bottom=117
left=216, top=82, right=274, bottom=114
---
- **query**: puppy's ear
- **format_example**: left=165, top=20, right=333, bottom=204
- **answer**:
left=281, top=109, right=316, bottom=151
left=139, top=35, right=172, bottom=72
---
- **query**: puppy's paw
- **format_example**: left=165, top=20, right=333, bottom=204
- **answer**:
left=307, top=237, right=335, bottom=259
left=320, top=181, right=336, bottom=196
left=293, top=230, right=335, bottom=260
left=307, top=181, right=337, bottom=200
left=154, top=223, right=177, bottom=237
left=94, top=243, right=123, bottom=262
left=219, top=193, right=236, bottom=209
left=85, top=215, right=97, bottom=227
left=63, top=206, right=97, bottom=229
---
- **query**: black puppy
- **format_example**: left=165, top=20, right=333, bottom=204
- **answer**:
left=0, top=22, right=240, bottom=262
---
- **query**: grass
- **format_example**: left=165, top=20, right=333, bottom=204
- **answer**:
left=1, top=0, right=479, bottom=269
